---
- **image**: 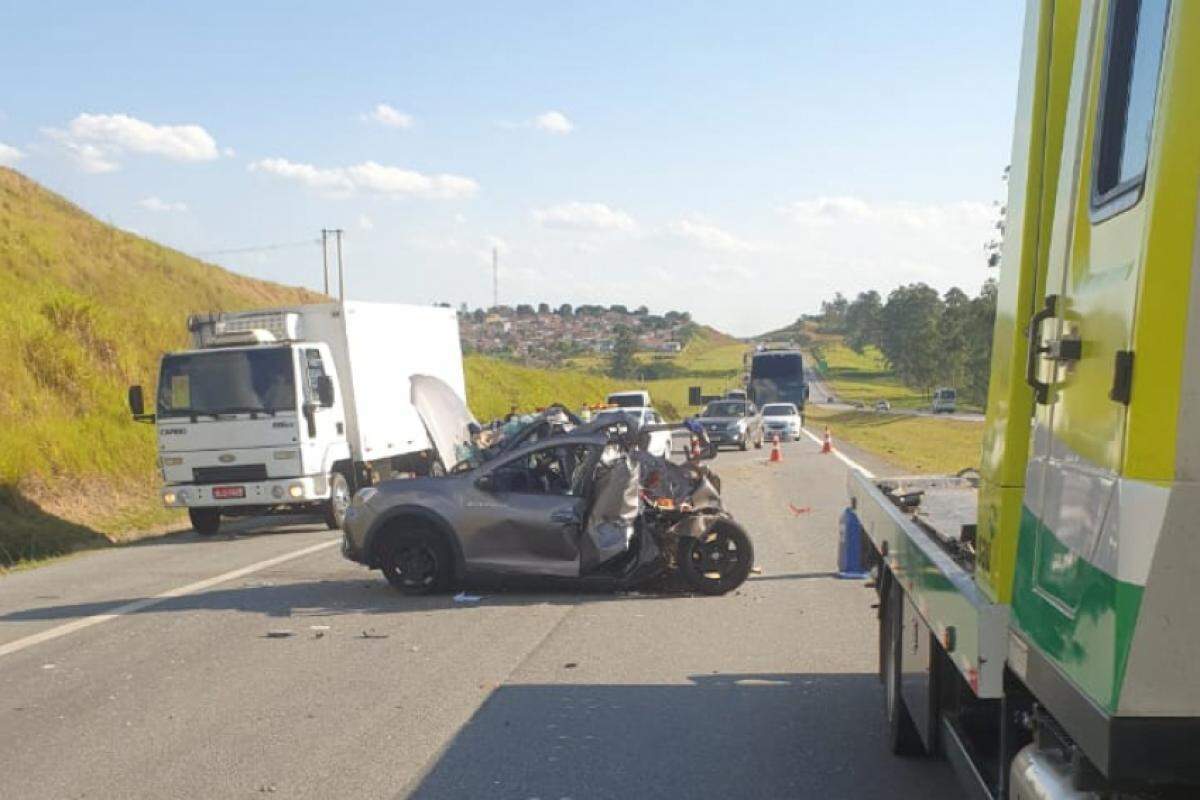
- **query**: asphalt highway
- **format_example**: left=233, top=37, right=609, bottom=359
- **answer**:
left=0, top=437, right=959, bottom=799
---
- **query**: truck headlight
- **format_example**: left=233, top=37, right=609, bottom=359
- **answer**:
left=162, top=456, right=183, bottom=467
left=288, top=484, right=304, bottom=498
left=163, top=491, right=177, bottom=505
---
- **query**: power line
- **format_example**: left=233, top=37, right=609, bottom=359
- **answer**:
left=194, top=238, right=321, bottom=258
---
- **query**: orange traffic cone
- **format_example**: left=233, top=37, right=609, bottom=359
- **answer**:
left=769, top=433, right=783, bottom=463
left=820, top=426, right=833, bottom=454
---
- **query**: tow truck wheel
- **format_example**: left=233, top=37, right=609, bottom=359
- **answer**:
left=188, top=507, right=221, bottom=537
left=323, top=472, right=350, bottom=530
left=884, top=577, right=925, bottom=756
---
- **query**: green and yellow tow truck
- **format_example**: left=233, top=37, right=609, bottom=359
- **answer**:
left=844, top=1, right=1200, bottom=797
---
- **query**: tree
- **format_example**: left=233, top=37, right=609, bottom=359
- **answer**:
left=820, top=293, right=849, bottom=332
left=515, top=303, right=535, bottom=316
left=962, top=279, right=998, bottom=404
left=937, top=287, right=972, bottom=389
left=471, top=308, right=486, bottom=323
left=608, top=325, right=639, bottom=378
left=634, top=305, right=649, bottom=316
left=557, top=303, right=573, bottom=316
left=844, top=291, right=882, bottom=353
left=877, top=284, right=944, bottom=395
left=537, top=302, right=551, bottom=315
left=609, top=304, right=629, bottom=315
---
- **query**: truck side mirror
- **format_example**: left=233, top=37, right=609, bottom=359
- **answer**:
left=316, top=375, right=335, bottom=407
left=128, top=385, right=145, bottom=417
left=475, top=474, right=495, bottom=492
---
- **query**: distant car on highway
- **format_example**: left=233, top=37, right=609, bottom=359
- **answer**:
left=696, top=399, right=763, bottom=451
left=593, top=407, right=672, bottom=457
left=724, top=389, right=747, bottom=401
left=606, top=390, right=651, bottom=408
left=875, top=400, right=891, bottom=412
left=932, top=387, right=957, bottom=414
left=759, top=402, right=802, bottom=441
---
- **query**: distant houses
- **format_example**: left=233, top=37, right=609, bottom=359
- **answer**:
left=458, top=306, right=692, bottom=365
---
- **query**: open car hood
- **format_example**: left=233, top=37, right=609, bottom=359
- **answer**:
left=410, top=375, right=478, bottom=471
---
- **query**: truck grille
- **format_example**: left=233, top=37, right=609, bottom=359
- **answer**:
left=192, top=464, right=268, bottom=484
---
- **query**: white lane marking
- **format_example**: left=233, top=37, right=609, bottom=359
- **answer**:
left=0, top=538, right=340, bottom=659
left=800, top=427, right=876, bottom=479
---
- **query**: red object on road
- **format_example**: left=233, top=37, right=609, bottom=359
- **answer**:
left=769, top=433, right=782, bottom=463
left=788, top=503, right=812, bottom=515
left=820, top=427, right=833, bottom=454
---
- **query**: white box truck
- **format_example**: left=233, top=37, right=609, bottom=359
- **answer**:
left=128, top=302, right=465, bottom=536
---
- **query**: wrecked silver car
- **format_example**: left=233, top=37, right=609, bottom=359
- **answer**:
left=340, top=376, right=754, bottom=596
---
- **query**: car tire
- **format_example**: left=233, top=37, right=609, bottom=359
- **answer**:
left=323, top=472, right=351, bottom=530
left=884, top=576, right=926, bottom=756
left=189, top=507, right=221, bottom=537
left=379, top=527, right=453, bottom=595
left=739, top=438, right=749, bottom=451
left=677, top=519, right=754, bottom=595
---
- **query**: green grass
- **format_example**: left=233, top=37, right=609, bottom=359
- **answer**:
left=808, top=406, right=983, bottom=475
left=554, top=327, right=746, bottom=419
left=0, top=167, right=323, bottom=564
left=809, top=341, right=928, bottom=409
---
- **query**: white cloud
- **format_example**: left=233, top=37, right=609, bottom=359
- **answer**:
left=778, top=196, right=873, bottom=225
left=534, top=110, right=573, bottom=134
left=667, top=218, right=756, bottom=253
left=43, top=113, right=221, bottom=173
left=532, top=201, right=635, bottom=233
left=138, top=196, right=188, bottom=213
left=0, top=142, right=24, bottom=165
left=248, top=157, right=479, bottom=199
left=358, top=214, right=374, bottom=231
left=778, top=196, right=991, bottom=230
left=363, top=103, right=414, bottom=130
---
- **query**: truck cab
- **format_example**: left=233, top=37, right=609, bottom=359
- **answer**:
left=133, top=322, right=351, bottom=535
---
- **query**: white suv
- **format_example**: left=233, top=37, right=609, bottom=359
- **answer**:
left=759, top=403, right=802, bottom=442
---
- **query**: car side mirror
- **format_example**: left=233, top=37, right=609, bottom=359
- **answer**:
left=475, top=474, right=496, bottom=492
left=316, top=375, right=335, bottom=407
left=128, top=385, right=145, bottom=416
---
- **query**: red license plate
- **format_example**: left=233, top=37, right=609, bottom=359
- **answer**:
left=212, top=486, right=245, bottom=499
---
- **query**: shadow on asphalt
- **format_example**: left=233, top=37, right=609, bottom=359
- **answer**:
left=0, top=577, right=695, bottom=622
left=403, top=673, right=956, bottom=799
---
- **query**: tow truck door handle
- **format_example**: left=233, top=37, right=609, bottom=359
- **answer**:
left=1025, top=294, right=1058, bottom=405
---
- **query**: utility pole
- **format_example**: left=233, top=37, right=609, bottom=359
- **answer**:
left=334, top=228, right=345, bottom=303
left=492, top=246, right=498, bottom=309
left=320, top=229, right=330, bottom=295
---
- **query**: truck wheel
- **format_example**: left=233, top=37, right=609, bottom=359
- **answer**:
left=189, top=508, right=221, bottom=537
left=884, top=577, right=925, bottom=756
left=323, top=472, right=350, bottom=530
left=379, top=528, right=452, bottom=595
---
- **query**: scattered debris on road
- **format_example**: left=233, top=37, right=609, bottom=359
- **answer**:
left=265, top=630, right=294, bottom=639
left=453, top=591, right=483, bottom=604
left=751, top=566, right=763, bottom=575
left=788, top=503, right=812, bottom=515
left=360, top=629, right=388, bottom=639
left=564, top=662, right=578, bottom=669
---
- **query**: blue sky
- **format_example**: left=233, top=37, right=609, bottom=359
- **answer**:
left=0, top=2, right=1022, bottom=335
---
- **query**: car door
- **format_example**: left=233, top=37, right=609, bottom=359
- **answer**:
left=456, top=442, right=597, bottom=577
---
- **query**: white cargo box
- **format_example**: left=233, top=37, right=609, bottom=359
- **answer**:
left=299, top=302, right=465, bottom=462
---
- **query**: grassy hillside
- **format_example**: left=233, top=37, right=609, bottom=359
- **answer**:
left=809, top=340, right=927, bottom=409
left=0, top=167, right=323, bottom=565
